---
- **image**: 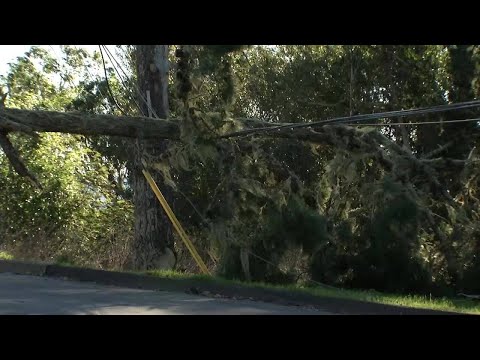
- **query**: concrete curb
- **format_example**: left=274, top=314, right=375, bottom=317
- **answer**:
left=0, top=259, right=49, bottom=276
left=0, top=259, right=463, bottom=315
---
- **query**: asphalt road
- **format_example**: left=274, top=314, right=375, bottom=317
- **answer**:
left=0, top=273, right=331, bottom=315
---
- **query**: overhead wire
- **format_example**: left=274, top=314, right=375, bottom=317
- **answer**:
left=101, top=45, right=159, bottom=118
left=98, top=45, right=129, bottom=116
left=220, top=100, right=480, bottom=138
left=351, top=117, right=480, bottom=127
left=100, top=45, right=143, bottom=114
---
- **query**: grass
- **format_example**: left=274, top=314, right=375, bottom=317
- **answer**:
left=0, top=252, right=76, bottom=266
left=144, top=269, right=480, bottom=315
left=53, top=255, right=77, bottom=267
left=0, top=251, right=13, bottom=260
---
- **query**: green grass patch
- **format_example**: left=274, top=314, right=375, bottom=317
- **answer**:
left=54, top=255, right=76, bottom=267
left=144, top=269, right=480, bottom=315
left=0, top=251, right=13, bottom=260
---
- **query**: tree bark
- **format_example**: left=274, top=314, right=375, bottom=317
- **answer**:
left=0, top=107, right=179, bottom=140
left=129, top=45, right=175, bottom=270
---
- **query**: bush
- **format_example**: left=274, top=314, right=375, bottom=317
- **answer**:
left=0, top=133, right=134, bottom=269
left=0, top=251, right=13, bottom=260
left=346, top=190, right=432, bottom=294
left=218, top=196, right=330, bottom=284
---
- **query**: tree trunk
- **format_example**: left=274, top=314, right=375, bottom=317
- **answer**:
left=0, top=108, right=179, bottom=139
left=129, top=45, right=175, bottom=270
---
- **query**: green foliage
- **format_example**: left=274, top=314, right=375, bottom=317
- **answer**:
left=0, top=46, right=134, bottom=268
left=352, top=179, right=431, bottom=293
left=0, top=251, right=13, bottom=260
left=461, top=253, right=480, bottom=293
left=266, top=197, right=329, bottom=254
left=0, top=132, right=134, bottom=266
left=55, top=254, right=76, bottom=266
left=216, top=196, right=329, bottom=284
left=160, top=45, right=480, bottom=296
left=204, top=45, right=246, bottom=57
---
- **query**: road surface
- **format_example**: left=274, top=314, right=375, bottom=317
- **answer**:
left=0, top=273, right=331, bottom=315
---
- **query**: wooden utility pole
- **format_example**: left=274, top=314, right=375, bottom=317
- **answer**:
left=129, top=45, right=175, bottom=270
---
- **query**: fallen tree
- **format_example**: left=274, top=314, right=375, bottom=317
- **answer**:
left=0, top=107, right=180, bottom=140
left=1, top=103, right=479, bottom=290
left=0, top=106, right=477, bottom=192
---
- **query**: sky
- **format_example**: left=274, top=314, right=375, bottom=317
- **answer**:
left=0, top=45, right=102, bottom=76
left=0, top=45, right=32, bottom=75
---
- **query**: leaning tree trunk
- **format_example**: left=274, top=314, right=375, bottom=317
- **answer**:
left=130, top=45, right=175, bottom=270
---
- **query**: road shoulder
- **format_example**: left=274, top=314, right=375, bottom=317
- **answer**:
left=0, top=259, right=460, bottom=315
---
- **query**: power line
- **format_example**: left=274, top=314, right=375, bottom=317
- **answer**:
left=98, top=45, right=128, bottom=116
left=100, top=45, right=142, bottom=114
left=352, top=117, right=480, bottom=127
left=101, top=46, right=133, bottom=84
left=101, top=45, right=159, bottom=119
left=104, top=45, right=160, bottom=118
left=220, top=100, right=480, bottom=139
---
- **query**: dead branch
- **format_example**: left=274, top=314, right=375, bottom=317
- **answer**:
left=0, top=131, right=42, bottom=189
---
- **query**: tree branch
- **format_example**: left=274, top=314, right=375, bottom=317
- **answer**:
left=0, top=131, right=42, bottom=189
